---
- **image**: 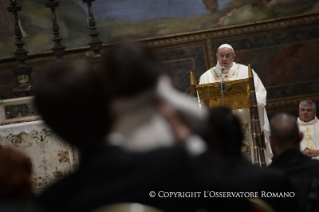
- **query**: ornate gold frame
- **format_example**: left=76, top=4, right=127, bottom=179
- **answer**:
left=267, top=93, right=319, bottom=114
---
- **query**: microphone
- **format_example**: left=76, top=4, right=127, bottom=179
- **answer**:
left=220, top=67, right=225, bottom=106
left=221, top=67, right=225, bottom=73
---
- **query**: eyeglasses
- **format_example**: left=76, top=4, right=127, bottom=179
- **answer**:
left=218, top=54, right=233, bottom=59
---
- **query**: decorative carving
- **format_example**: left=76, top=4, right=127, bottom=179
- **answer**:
left=82, top=0, right=103, bottom=67
left=146, top=13, right=319, bottom=49
left=146, top=34, right=206, bottom=48
left=17, top=74, right=29, bottom=86
left=241, top=123, right=252, bottom=162
left=46, top=0, right=66, bottom=61
left=267, top=94, right=319, bottom=113
left=6, top=0, right=33, bottom=97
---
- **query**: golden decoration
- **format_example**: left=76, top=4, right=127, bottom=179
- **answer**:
left=18, top=75, right=29, bottom=86
left=196, top=78, right=252, bottom=109
left=304, top=128, right=313, bottom=149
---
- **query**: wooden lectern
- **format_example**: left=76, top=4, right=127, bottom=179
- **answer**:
left=190, top=65, right=266, bottom=167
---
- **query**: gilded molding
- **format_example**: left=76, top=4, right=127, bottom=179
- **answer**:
left=146, top=34, right=206, bottom=48
left=208, top=15, right=319, bottom=39
left=266, top=94, right=319, bottom=113
left=145, top=13, right=319, bottom=49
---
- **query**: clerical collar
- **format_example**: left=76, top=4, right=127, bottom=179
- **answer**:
left=297, top=116, right=318, bottom=125
left=211, top=62, right=239, bottom=80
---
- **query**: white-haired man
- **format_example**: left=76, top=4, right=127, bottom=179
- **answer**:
left=199, top=43, right=273, bottom=165
left=298, top=100, right=319, bottom=159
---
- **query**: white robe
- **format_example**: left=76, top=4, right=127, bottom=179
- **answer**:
left=297, top=117, right=319, bottom=160
left=199, top=62, right=273, bottom=165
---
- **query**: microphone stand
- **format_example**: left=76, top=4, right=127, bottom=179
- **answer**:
left=220, top=67, right=225, bottom=106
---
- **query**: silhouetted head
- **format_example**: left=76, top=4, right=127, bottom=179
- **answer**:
left=34, top=59, right=111, bottom=147
left=269, top=113, right=302, bottom=155
left=203, top=107, right=243, bottom=157
left=102, top=40, right=160, bottom=98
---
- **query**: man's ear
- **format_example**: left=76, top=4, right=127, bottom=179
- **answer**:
left=232, top=53, right=235, bottom=62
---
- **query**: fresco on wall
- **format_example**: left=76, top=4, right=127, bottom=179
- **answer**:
left=0, top=0, right=88, bottom=59
left=221, top=26, right=319, bottom=100
left=0, top=0, right=319, bottom=59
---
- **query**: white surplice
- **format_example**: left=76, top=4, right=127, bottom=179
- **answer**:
left=297, top=116, right=319, bottom=160
left=199, top=61, right=273, bottom=165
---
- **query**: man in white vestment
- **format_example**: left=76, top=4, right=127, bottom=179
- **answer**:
left=199, top=43, right=273, bottom=165
left=297, top=100, right=319, bottom=160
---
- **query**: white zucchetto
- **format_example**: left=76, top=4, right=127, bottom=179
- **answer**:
left=218, top=44, right=234, bottom=53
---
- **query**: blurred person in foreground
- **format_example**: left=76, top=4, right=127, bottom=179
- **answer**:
left=201, top=107, right=298, bottom=212
left=35, top=58, right=249, bottom=212
left=297, top=100, right=319, bottom=159
left=269, top=113, right=319, bottom=212
left=102, top=40, right=207, bottom=155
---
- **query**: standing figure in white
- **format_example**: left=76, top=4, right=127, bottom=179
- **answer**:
left=199, top=43, right=273, bottom=165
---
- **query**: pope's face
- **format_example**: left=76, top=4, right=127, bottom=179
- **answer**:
left=299, top=104, right=316, bottom=122
left=216, top=47, right=235, bottom=69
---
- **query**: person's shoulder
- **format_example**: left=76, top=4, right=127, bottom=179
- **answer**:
left=233, top=62, right=246, bottom=68
left=217, top=156, right=290, bottom=192
left=199, top=68, right=215, bottom=84
left=247, top=164, right=290, bottom=190
left=200, top=68, right=214, bottom=77
left=255, top=167, right=292, bottom=190
left=261, top=166, right=287, bottom=178
left=36, top=171, right=78, bottom=211
left=305, top=156, right=319, bottom=167
left=235, top=63, right=256, bottom=72
left=238, top=157, right=287, bottom=180
left=233, top=63, right=248, bottom=74
left=235, top=62, right=246, bottom=67
left=141, top=145, right=210, bottom=176
left=144, top=145, right=190, bottom=163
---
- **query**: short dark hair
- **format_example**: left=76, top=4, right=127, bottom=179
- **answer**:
left=203, top=107, right=243, bottom=156
left=270, top=113, right=300, bottom=145
left=34, top=59, right=111, bottom=145
left=102, top=40, right=160, bottom=98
